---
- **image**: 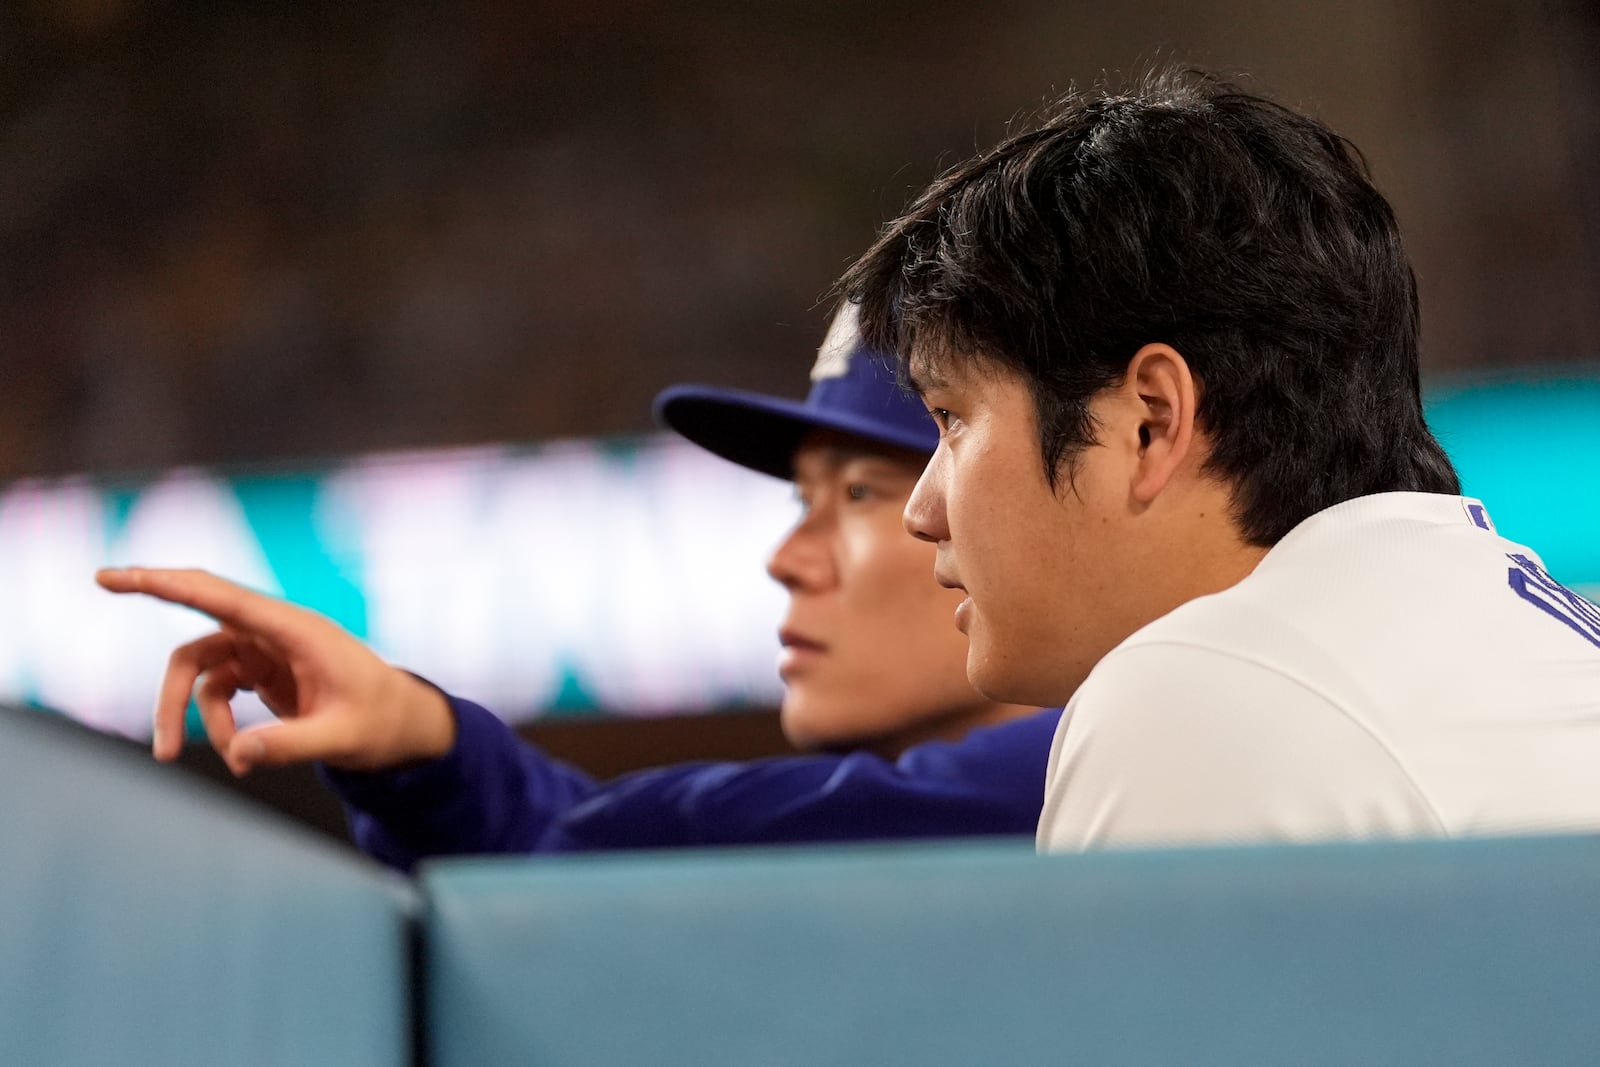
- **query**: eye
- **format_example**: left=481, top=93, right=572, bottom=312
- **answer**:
left=926, top=408, right=952, bottom=433
left=846, top=483, right=871, bottom=502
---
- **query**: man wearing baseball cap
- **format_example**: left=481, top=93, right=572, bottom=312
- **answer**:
left=97, top=306, right=1058, bottom=865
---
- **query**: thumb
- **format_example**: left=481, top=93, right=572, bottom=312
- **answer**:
left=225, top=718, right=351, bottom=775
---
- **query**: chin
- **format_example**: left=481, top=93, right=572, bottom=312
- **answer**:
left=780, top=697, right=897, bottom=755
left=966, top=648, right=1036, bottom=709
left=966, top=642, right=1004, bottom=701
left=777, top=697, right=830, bottom=752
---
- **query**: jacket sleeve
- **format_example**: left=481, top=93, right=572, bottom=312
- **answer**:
left=320, top=696, right=602, bottom=871
left=324, top=697, right=1062, bottom=871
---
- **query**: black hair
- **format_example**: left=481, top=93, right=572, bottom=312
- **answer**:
left=838, top=67, right=1459, bottom=545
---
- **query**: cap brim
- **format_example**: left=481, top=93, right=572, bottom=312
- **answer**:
left=654, top=384, right=935, bottom=480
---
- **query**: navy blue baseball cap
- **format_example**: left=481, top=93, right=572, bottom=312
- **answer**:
left=653, top=303, right=937, bottom=480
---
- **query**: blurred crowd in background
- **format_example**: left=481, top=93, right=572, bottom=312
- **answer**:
left=3, top=0, right=1597, bottom=483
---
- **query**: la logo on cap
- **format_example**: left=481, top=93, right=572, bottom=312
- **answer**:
left=810, top=303, right=860, bottom=382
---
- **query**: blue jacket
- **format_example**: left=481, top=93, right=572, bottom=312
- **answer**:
left=324, top=697, right=1060, bottom=871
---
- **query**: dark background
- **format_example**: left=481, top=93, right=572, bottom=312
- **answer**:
left=4, top=0, right=1598, bottom=483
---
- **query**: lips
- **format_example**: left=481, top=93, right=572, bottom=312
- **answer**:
left=777, top=628, right=827, bottom=679
left=935, top=566, right=971, bottom=632
left=778, top=628, right=827, bottom=653
left=953, top=595, right=973, bottom=634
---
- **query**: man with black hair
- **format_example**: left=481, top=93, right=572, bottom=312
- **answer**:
left=840, top=69, right=1600, bottom=850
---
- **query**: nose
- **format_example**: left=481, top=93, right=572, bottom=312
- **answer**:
left=903, top=448, right=949, bottom=544
left=766, top=511, right=836, bottom=592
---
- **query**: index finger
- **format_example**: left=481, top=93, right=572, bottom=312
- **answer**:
left=96, top=567, right=312, bottom=648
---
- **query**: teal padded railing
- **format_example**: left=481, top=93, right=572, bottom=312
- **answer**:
left=8, top=701, right=1600, bottom=1066
left=422, top=834, right=1600, bottom=1066
left=0, top=706, right=417, bottom=1066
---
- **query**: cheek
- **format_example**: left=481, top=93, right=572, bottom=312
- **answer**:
left=956, top=510, right=1072, bottom=642
left=845, top=529, right=940, bottom=605
left=837, top=527, right=965, bottom=642
left=881, top=553, right=973, bottom=664
left=944, top=450, right=1022, bottom=557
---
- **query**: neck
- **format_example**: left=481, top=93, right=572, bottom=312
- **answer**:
left=1116, top=472, right=1268, bottom=640
left=1160, top=479, right=1269, bottom=605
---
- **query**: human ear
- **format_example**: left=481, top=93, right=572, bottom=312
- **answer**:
left=1126, top=343, right=1198, bottom=505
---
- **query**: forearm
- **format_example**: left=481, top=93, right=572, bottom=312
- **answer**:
left=322, top=696, right=601, bottom=870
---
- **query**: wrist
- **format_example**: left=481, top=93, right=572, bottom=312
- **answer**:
left=391, top=670, right=459, bottom=765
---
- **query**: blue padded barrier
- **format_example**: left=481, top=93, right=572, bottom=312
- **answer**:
left=0, top=706, right=416, bottom=1066
left=423, top=834, right=1600, bottom=1066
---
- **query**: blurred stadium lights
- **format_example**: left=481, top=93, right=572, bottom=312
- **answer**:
left=0, top=370, right=1594, bottom=738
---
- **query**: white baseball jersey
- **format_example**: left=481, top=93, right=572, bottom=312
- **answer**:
left=1038, top=492, right=1600, bottom=851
